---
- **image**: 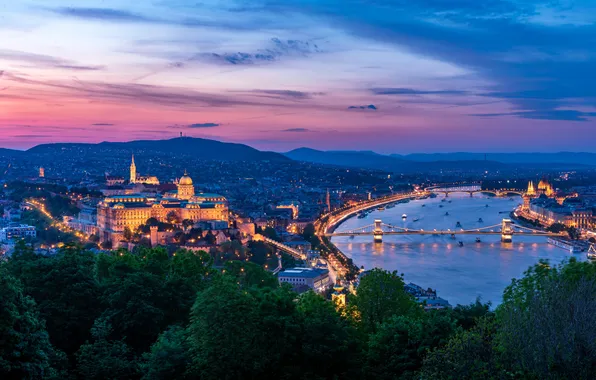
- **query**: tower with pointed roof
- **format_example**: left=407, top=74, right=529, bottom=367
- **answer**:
left=129, top=154, right=137, bottom=184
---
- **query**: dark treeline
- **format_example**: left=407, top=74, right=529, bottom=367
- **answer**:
left=1, top=241, right=595, bottom=379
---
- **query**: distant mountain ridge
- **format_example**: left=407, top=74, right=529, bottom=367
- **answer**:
left=284, top=148, right=508, bottom=172
left=395, top=152, right=596, bottom=165
left=285, top=148, right=595, bottom=172
left=26, top=137, right=289, bottom=162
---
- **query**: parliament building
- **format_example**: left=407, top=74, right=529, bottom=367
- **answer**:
left=97, top=160, right=228, bottom=244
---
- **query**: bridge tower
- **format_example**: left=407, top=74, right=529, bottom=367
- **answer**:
left=373, top=219, right=383, bottom=243
left=501, top=218, right=513, bottom=243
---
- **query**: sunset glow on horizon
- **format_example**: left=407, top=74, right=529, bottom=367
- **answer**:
left=1, top=0, right=595, bottom=152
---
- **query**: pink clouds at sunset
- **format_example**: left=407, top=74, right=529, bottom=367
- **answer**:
left=1, top=0, right=595, bottom=152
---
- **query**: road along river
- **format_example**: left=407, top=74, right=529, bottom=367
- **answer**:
left=331, top=193, right=584, bottom=306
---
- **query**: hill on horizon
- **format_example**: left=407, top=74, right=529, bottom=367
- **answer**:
left=25, top=137, right=289, bottom=162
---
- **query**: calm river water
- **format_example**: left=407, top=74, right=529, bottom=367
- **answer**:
left=331, top=193, right=584, bottom=306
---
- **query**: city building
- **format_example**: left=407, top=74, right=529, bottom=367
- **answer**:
left=0, top=224, right=36, bottom=242
left=129, top=155, right=160, bottom=185
left=106, top=175, right=125, bottom=186
left=528, top=196, right=593, bottom=229
left=39, top=167, right=45, bottom=178
left=537, top=178, right=555, bottom=197
left=278, top=267, right=331, bottom=293
left=97, top=171, right=228, bottom=244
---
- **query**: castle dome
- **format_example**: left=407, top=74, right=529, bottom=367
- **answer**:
left=179, top=172, right=193, bottom=186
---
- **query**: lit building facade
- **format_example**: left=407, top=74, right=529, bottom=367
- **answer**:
left=129, top=155, right=160, bottom=185
left=0, top=224, right=36, bottom=242
left=97, top=172, right=228, bottom=244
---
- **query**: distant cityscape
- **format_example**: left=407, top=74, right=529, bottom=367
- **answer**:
left=2, top=137, right=596, bottom=303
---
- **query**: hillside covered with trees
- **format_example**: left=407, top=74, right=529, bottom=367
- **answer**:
left=1, top=241, right=595, bottom=379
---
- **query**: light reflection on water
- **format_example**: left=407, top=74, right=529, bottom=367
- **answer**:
left=331, top=193, right=585, bottom=306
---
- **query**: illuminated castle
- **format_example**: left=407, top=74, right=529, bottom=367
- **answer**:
left=97, top=169, right=228, bottom=245
left=129, top=155, right=160, bottom=185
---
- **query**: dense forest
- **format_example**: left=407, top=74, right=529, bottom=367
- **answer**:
left=1, top=241, right=595, bottom=379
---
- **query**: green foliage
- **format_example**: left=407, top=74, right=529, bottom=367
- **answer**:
left=188, top=276, right=269, bottom=379
left=94, top=248, right=211, bottom=354
left=451, top=297, right=493, bottom=330
left=2, top=239, right=595, bottom=380
left=365, top=312, right=456, bottom=379
left=141, top=326, right=190, bottom=380
left=497, top=259, right=596, bottom=379
left=352, top=268, right=417, bottom=332
left=421, top=317, right=503, bottom=380
left=76, top=318, right=139, bottom=380
left=6, top=244, right=102, bottom=358
left=262, top=226, right=280, bottom=241
left=0, top=268, right=64, bottom=380
left=222, top=260, right=278, bottom=288
left=295, top=291, right=361, bottom=379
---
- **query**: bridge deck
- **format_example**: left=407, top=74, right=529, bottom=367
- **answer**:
left=327, top=231, right=561, bottom=237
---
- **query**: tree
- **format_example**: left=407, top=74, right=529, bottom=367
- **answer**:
left=421, top=317, right=502, bottom=380
left=352, top=269, right=417, bottom=332
left=76, top=318, right=139, bottom=380
left=497, top=259, right=596, bottom=379
left=546, top=222, right=566, bottom=233
left=295, top=291, right=361, bottom=379
left=166, top=211, right=180, bottom=225
left=141, top=326, right=191, bottom=380
left=181, top=219, right=194, bottom=230
left=0, top=269, right=64, bottom=379
left=365, top=312, right=455, bottom=379
left=123, top=227, right=133, bottom=242
left=450, top=298, right=493, bottom=330
left=187, top=276, right=262, bottom=379
left=6, top=244, right=103, bottom=359
left=223, top=261, right=278, bottom=289
left=262, top=226, right=280, bottom=241
left=187, top=275, right=302, bottom=379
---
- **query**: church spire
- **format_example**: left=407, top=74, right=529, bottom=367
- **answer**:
left=130, top=153, right=137, bottom=184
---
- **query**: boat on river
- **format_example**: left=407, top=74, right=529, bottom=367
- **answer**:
left=548, top=238, right=580, bottom=253
left=458, top=241, right=464, bottom=247
left=413, top=218, right=420, bottom=222
left=476, top=238, right=481, bottom=243
left=588, top=245, right=596, bottom=261
left=402, top=214, right=407, bottom=220
left=456, top=221, right=462, bottom=227
left=445, top=212, right=450, bottom=216
left=478, top=218, right=484, bottom=223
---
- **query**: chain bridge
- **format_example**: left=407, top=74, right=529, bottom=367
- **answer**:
left=325, top=218, right=563, bottom=243
left=426, top=184, right=525, bottom=197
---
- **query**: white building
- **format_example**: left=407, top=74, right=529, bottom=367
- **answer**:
left=0, top=224, right=36, bottom=242
left=278, top=267, right=331, bottom=293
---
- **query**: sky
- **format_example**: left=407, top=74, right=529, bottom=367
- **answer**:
left=1, top=0, right=595, bottom=153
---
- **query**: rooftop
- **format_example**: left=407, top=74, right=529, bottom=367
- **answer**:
left=279, top=267, right=329, bottom=279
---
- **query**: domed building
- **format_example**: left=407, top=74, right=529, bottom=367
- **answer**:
left=97, top=170, right=228, bottom=245
left=176, top=171, right=195, bottom=200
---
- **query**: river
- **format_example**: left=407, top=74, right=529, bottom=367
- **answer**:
left=331, top=193, right=585, bottom=306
